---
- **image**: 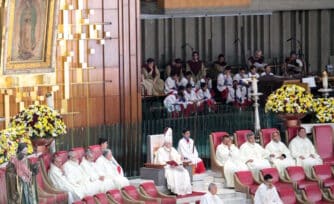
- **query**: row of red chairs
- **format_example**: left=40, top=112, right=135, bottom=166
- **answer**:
left=210, top=125, right=334, bottom=176
left=234, top=164, right=334, bottom=203
left=73, top=182, right=177, bottom=204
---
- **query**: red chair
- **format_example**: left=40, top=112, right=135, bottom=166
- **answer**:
left=72, top=147, right=86, bottom=163
left=259, top=128, right=279, bottom=147
left=139, top=181, right=176, bottom=204
left=94, top=193, right=111, bottom=204
left=301, top=185, right=334, bottom=203
left=325, top=185, right=334, bottom=200
left=312, top=165, right=334, bottom=188
left=234, top=130, right=252, bottom=148
left=107, top=189, right=143, bottom=204
left=82, top=196, right=96, bottom=204
left=0, top=168, right=7, bottom=204
left=122, top=185, right=159, bottom=203
left=210, top=131, right=229, bottom=175
left=88, top=145, right=102, bottom=161
left=276, top=187, right=298, bottom=204
left=285, top=166, right=318, bottom=190
left=285, top=126, right=299, bottom=144
left=260, top=168, right=293, bottom=191
left=55, top=151, right=68, bottom=165
left=313, top=125, right=334, bottom=165
left=72, top=201, right=85, bottom=204
left=234, top=171, right=259, bottom=198
left=29, top=157, right=68, bottom=204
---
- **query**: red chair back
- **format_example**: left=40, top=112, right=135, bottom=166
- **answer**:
left=234, top=130, right=252, bottom=148
left=95, top=193, right=110, bottom=204
left=55, top=151, right=68, bottom=165
left=107, top=189, right=124, bottom=203
left=88, top=145, right=102, bottom=161
left=235, top=171, right=255, bottom=185
left=211, top=132, right=229, bottom=150
left=71, top=147, right=85, bottom=163
left=0, top=168, right=7, bottom=204
left=277, top=187, right=297, bottom=204
left=286, top=127, right=299, bottom=144
left=313, top=125, right=334, bottom=159
left=304, top=185, right=322, bottom=202
left=140, top=182, right=159, bottom=197
left=82, top=196, right=96, bottom=204
left=122, top=185, right=140, bottom=200
left=286, top=166, right=306, bottom=182
left=260, top=128, right=278, bottom=147
left=260, top=168, right=280, bottom=183
left=40, top=153, right=52, bottom=171
left=313, top=165, right=332, bottom=180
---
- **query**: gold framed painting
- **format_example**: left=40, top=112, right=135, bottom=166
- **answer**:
left=1, top=0, right=58, bottom=74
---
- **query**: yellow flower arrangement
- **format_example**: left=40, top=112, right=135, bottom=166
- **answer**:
left=10, top=105, right=67, bottom=138
left=265, top=84, right=314, bottom=114
left=0, top=126, right=33, bottom=164
left=313, top=98, right=334, bottom=123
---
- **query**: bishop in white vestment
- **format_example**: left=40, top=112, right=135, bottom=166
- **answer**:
left=265, top=131, right=295, bottom=175
left=48, top=156, right=82, bottom=203
left=200, top=183, right=223, bottom=204
left=95, top=149, right=130, bottom=189
left=177, top=128, right=206, bottom=174
left=63, top=151, right=101, bottom=196
left=80, top=150, right=115, bottom=192
left=289, top=127, right=322, bottom=177
left=154, top=131, right=192, bottom=195
left=216, top=136, right=248, bottom=187
left=240, top=132, right=271, bottom=179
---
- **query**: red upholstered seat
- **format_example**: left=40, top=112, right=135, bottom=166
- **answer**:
left=107, top=189, right=124, bottom=203
left=285, top=126, right=299, bottom=144
left=286, top=166, right=318, bottom=190
left=140, top=182, right=176, bottom=204
left=72, top=147, right=85, bottom=163
left=83, top=195, right=96, bottom=204
left=95, top=193, right=110, bottom=204
left=72, top=201, right=85, bottom=204
left=234, top=130, right=252, bottom=148
left=303, top=185, right=332, bottom=204
left=210, top=132, right=229, bottom=173
left=88, top=145, right=102, bottom=161
left=313, top=125, right=334, bottom=165
left=234, top=171, right=259, bottom=196
left=122, top=185, right=158, bottom=204
left=260, top=128, right=279, bottom=147
left=277, top=187, right=297, bottom=204
left=55, top=151, right=68, bottom=165
left=260, top=168, right=293, bottom=191
left=313, top=165, right=334, bottom=188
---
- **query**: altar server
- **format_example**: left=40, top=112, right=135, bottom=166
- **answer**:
left=254, top=174, right=283, bottom=204
left=200, top=183, right=224, bottom=204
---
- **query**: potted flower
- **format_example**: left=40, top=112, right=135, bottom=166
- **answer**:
left=265, top=84, right=314, bottom=127
left=9, top=105, right=66, bottom=149
left=313, top=98, right=334, bottom=123
left=0, top=126, right=33, bottom=165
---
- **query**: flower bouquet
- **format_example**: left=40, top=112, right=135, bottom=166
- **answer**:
left=0, top=127, right=33, bottom=164
left=313, top=98, right=334, bottom=123
left=9, top=105, right=66, bottom=139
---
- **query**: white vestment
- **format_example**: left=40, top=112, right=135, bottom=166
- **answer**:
left=48, top=164, right=82, bottom=203
left=163, top=94, right=181, bottom=112
left=80, top=158, right=115, bottom=192
left=95, top=156, right=130, bottom=189
left=216, top=144, right=248, bottom=187
left=289, top=136, right=323, bottom=177
left=240, top=142, right=271, bottom=179
left=200, top=192, right=224, bottom=204
left=265, top=141, right=295, bottom=175
left=154, top=146, right=192, bottom=195
left=165, top=77, right=178, bottom=94
left=226, top=85, right=248, bottom=104
left=177, top=137, right=202, bottom=165
left=254, top=183, right=283, bottom=204
left=196, top=89, right=212, bottom=101
left=184, top=90, right=198, bottom=103
left=63, top=160, right=100, bottom=196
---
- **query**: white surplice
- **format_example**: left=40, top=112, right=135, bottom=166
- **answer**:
left=240, top=142, right=271, bottom=179
left=289, top=136, right=323, bottom=177
left=164, top=77, right=178, bottom=94
left=154, top=146, right=192, bottom=195
left=63, top=160, right=100, bottom=196
left=80, top=157, right=115, bottom=192
left=200, top=192, right=224, bottom=204
left=254, top=183, right=283, bottom=204
left=95, top=156, right=130, bottom=189
left=265, top=141, right=295, bottom=175
left=216, top=144, right=248, bottom=187
left=48, top=164, right=82, bottom=203
left=177, top=137, right=202, bottom=164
